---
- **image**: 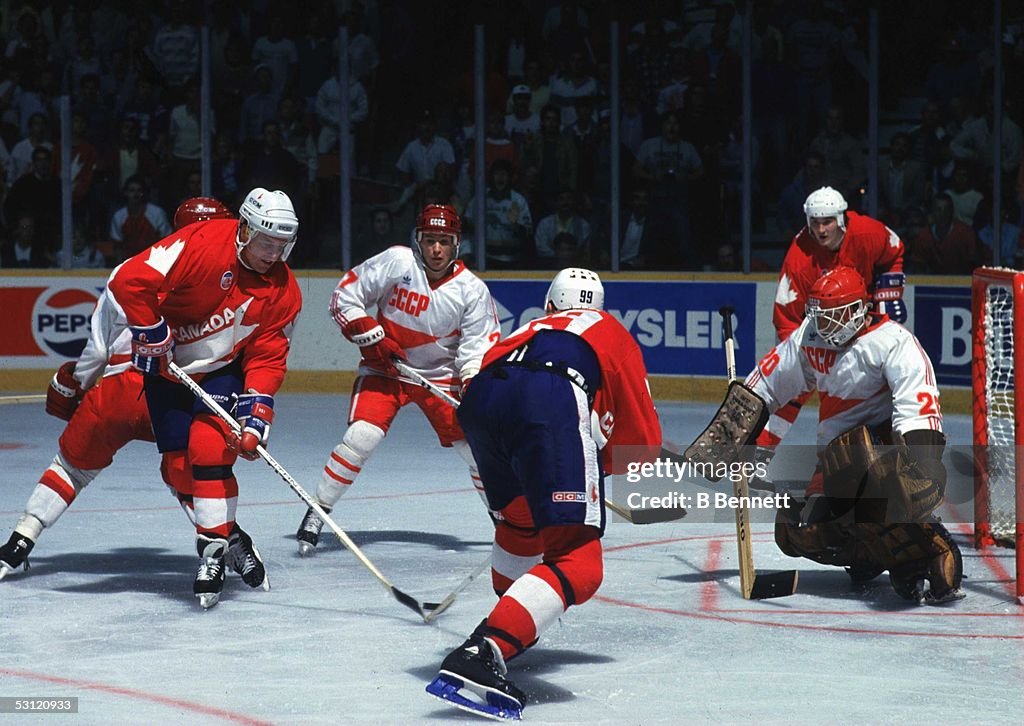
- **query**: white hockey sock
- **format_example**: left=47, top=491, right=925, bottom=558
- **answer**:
left=28, top=452, right=101, bottom=528
left=14, top=513, right=44, bottom=541
left=318, top=420, right=385, bottom=507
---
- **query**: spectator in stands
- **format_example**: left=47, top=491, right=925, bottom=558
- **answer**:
left=0, top=213, right=49, bottom=267
left=211, top=132, right=241, bottom=206
left=345, top=3, right=380, bottom=85
left=121, top=74, right=168, bottom=149
left=278, top=95, right=318, bottom=204
left=470, top=107, right=519, bottom=181
left=654, top=51, right=690, bottom=116
left=5, top=145, right=60, bottom=246
left=108, top=174, right=172, bottom=261
left=363, top=206, right=402, bottom=258
left=463, top=158, right=533, bottom=268
left=393, top=109, right=455, bottom=213
left=74, top=73, right=114, bottom=148
left=908, top=192, right=977, bottom=274
left=212, top=34, right=253, bottom=140
left=508, top=58, right=551, bottom=115
left=251, top=14, right=298, bottom=98
left=295, top=13, right=333, bottom=107
left=633, top=110, right=703, bottom=265
left=777, top=151, right=829, bottom=242
left=97, top=116, right=161, bottom=201
left=505, top=85, right=539, bottom=156
left=52, top=111, right=99, bottom=231
left=950, top=96, right=1023, bottom=181
left=422, top=160, right=464, bottom=215
left=148, top=1, right=198, bottom=94
left=619, top=82, right=653, bottom=159
left=65, top=33, right=102, bottom=97
left=522, top=104, right=578, bottom=219
left=314, top=66, right=369, bottom=157
left=549, top=50, right=597, bottom=128
left=878, top=132, right=928, bottom=221
left=978, top=202, right=1023, bottom=267
left=616, top=186, right=655, bottom=269
left=631, top=20, right=674, bottom=109
left=239, top=65, right=281, bottom=147
left=908, top=100, right=951, bottom=179
left=809, top=104, right=865, bottom=201
left=534, top=188, right=591, bottom=263
left=166, top=83, right=207, bottom=204
left=8, top=111, right=51, bottom=185
left=56, top=224, right=106, bottom=269
left=238, top=120, right=303, bottom=207
left=947, top=162, right=984, bottom=226
left=563, top=95, right=599, bottom=187
left=690, top=20, right=740, bottom=116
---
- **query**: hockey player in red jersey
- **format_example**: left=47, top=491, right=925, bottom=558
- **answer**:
left=0, top=198, right=275, bottom=591
left=100, top=187, right=301, bottom=608
left=294, top=203, right=500, bottom=555
left=758, top=186, right=907, bottom=470
left=426, top=268, right=661, bottom=720
left=743, top=266, right=963, bottom=604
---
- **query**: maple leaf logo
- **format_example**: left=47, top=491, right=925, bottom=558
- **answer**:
left=145, top=239, right=185, bottom=275
left=775, top=273, right=798, bottom=306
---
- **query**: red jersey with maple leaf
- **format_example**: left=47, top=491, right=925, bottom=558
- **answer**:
left=107, top=219, right=302, bottom=395
left=484, top=308, right=662, bottom=474
left=773, top=210, right=904, bottom=340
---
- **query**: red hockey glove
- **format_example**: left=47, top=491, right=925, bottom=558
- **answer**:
left=46, top=361, right=83, bottom=421
left=229, top=391, right=275, bottom=460
left=129, top=318, right=174, bottom=375
left=342, top=318, right=406, bottom=376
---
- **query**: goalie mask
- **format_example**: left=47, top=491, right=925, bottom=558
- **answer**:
left=803, top=186, right=848, bottom=249
left=806, top=266, right=869, bottom=346
left=545, top=267, right=604, bottom=312
left=237, top=187, right=299, bottom=264
left=414, top=203, right=461, bottom=272
left=174, top=196, right=233, bottom=230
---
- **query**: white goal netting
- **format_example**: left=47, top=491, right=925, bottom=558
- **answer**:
left=980, top=277, right=1018, bottom=543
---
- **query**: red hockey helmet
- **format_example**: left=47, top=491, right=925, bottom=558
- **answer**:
left=414, top=203, right=461, bottom=269
left=174, top=197, right=234, bottom=230
left=805, top=266, right=869, bottom=346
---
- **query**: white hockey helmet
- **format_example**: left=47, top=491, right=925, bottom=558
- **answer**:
left=545, top=268, right=604, bottom=312
left=237, top=187, right=299, bottom=262
left=803, top=186, right=848, bottom=232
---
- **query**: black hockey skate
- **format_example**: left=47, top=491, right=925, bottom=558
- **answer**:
left=193, top=535, right=227, bottom=609
left=0, top=531, right=34, bottom=580
left=426, top=621, right=526, bottom=721
left=296, top=506, right=329, bottom=557
left=227, top=524, right=269, bottom=590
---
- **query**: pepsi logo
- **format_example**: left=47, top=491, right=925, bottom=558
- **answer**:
left=32, top=288, right=99, bottom=358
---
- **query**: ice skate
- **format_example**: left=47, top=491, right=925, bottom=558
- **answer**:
left=426, top=621, right=526, bottom=721
left=0, top=531, right=34, bottom=581
left=227, top=524, right=269, bottom=590
left=296, top=506, right=328, bottom=556
left=193, top=535, right=227, bottom=609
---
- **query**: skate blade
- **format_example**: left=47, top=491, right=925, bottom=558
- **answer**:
left=0, top=564, right=13, bottom=581
left=196, top=592, right=221, bottom=609
left=426, top=675, right=522, bottom=721
left=297, top=541, right=316, bottom=557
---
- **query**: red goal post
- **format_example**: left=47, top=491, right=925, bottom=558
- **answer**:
left=971, top=266, right=1024, bottom=601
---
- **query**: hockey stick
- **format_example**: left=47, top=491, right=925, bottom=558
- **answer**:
left=392, top=360, right=685, bottom=524
left=422, top=554, right=493, bottom=624
left=167, top=362, right=442, bottom=621
left=720, top=306, right=798, bottom=600
left=0, top=394, right=46, bottom=405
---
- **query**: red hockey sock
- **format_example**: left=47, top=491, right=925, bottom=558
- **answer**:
left=485, top=525, right=602, bottom=661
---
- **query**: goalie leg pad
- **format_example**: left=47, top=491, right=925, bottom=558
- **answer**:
left=880, top=522, right=964, bottom=603
left=319, top=420, right=385, bottom=506
left=685, top=381, right=769, bottom=482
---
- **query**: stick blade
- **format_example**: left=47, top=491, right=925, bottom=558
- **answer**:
left=626, top=507, right=688, bottom=525
left=748, top=570, right=799, bottom=599
left=391, top=586, right=428, bottom=617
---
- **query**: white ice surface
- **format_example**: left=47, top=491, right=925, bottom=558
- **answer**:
left=1, top=395, right=1022, bottom=725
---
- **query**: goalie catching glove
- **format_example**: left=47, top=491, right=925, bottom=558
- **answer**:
left=339, top=315, right=406, bottom=376
left=685, top=381, right=768, bottom=481
left=229, top=391, right=275, bottom=459
left=46, top=361, right=84, bottom=421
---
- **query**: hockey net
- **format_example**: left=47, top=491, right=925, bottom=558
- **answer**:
left=972, top=267, right=1024, bottom=600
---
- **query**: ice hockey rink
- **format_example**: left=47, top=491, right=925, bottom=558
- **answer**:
left=1, top=393, right=1022, bottom=725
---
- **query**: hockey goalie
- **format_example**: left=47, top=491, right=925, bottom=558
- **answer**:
left=702, top=266, right=963, bottom=604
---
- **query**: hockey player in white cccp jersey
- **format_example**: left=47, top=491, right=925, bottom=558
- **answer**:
left=295, top=203, right=500, bottom=554
left=742, top=266, right=963, bottom=604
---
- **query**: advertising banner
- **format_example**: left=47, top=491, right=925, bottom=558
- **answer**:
left=913, top=285, right=972, bottom=388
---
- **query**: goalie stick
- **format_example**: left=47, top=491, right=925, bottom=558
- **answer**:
left=392, top=360, right=685, bottom=525
left=168, top=362, right=448, bottom=622
left=719, top=306, right=798, bottom=600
